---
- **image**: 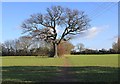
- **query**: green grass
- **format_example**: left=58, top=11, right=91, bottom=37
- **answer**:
left=1, top=54, right=119, bottom=83
left=1, top=54, right=119, bottom=67
left=66, top=54, right=119, bottom=67
left=1, top=66, right=119, bottom=83
left=1, top=56, right=64, bottom=66
left=2, top=66, right=61, bottom=83
left=61, top=66, right=119, bottom=82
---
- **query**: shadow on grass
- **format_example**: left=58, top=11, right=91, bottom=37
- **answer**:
left=1, top=66, right=119, bottom=84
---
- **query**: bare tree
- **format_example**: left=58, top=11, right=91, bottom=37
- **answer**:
left=112, top=42, right=118, bottom=52
left=17, top=36, right=33, bottom=51
left=112, top=37, right=120, bottom=53
left=60, top=41, right=74, bottom=54
left=4, top=40, right=13, bottom=53
left=77, top=43, right=85, bottom=52
left=21, top=6, right=90, bottom=57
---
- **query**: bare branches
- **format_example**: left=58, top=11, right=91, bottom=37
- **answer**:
left=21, top=5, right=90, bottom=45
left=57, top=8, right=90, bottom=44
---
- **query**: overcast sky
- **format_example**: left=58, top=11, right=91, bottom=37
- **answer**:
left=1, top=2, right=118, bottom=50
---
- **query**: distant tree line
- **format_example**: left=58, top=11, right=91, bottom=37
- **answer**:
left=1, top=36, right=51, bottom=56
left=0, top=37, right=119, bottom=56
left=71, top=48, right=119, bottom=55
left=0, top=36, right=74, bottom=57
left=71, top=38, right=120, bottom=55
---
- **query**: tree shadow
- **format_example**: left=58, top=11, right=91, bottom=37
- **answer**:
left=1, top=66, right=119, bottom=83
left=60, top=66, right=119, bottom=82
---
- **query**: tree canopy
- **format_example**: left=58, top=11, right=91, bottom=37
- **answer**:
left=21, top=6, right=90, bottom=57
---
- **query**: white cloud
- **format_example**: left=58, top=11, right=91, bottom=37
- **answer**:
left=85, top=27, right=102, bottom=39
left=84, top=25, right=110, bottom=39
left=72, top=25, right=109, bottom=40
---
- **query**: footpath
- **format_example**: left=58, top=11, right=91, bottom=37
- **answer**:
left=53, top=57, right=77, bottom=82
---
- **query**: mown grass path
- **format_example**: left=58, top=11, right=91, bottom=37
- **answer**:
left=54, top=57, right=77, bottom=82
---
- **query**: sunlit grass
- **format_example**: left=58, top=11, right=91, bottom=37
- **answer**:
left=66, top=54, right=118, bottom=67
left=2, top=54, right=119, bottom=67
left=2, top=56, right=64, bottom=66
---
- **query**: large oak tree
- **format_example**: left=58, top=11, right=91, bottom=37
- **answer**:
left=21, top=6, right=90, bottom=57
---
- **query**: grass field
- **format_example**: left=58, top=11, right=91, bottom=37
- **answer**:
left=67, top=54, right=119, bottom=67
left=1, top=54, right=119, bottom=83
left=1, top=56, right=64, bottom=66
left=1, top=54, right=119, bottom=67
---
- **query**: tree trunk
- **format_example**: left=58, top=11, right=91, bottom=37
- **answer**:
left=53, top=43, right=58, bottom=57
